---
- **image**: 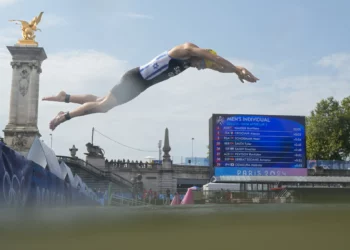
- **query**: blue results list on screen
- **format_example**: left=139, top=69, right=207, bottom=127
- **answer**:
left=210, top=114, right=307, bottom=176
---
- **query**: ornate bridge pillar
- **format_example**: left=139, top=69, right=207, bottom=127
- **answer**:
left=158, top=128, right=177, bottom=194
left=3, top=46, right=47, bottom=156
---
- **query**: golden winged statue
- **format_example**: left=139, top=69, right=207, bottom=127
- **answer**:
left=9, top=12, right=44, bottom=46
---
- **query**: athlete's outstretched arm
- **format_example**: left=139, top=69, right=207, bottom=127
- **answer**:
left=209, top=63, right=259, bottom=83
left=184, top=45, right=238, bottom=73
left=207, top=62, right=236, bottom=73
left=183, top=44, right=259, bottom=83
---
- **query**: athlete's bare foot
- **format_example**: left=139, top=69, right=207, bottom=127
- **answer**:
left=49, top=111, right=66, bottom=131
left=42, top=91, right=66, bottom=102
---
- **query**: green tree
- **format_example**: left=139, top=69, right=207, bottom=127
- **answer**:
left=306, top=96, right=350, bottom=160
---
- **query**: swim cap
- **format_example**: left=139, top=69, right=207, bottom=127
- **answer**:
left=204, top=49, right=217, bottom=68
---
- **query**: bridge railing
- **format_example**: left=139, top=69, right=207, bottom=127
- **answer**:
left=110, top=172, right=133, bottom=187
left=57, top=156, right=108, bottom=177
left=107, top=162, right=161, bottom=171
left=173, top=165, right=210, bottom=173
left=57, top=156, right=133, bottom=188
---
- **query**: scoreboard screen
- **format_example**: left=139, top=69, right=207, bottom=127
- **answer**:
left=209, top=114, right=307, bottom=176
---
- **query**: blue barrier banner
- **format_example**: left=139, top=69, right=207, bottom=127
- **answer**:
left=29, top=162, right=65, bottom=207
left=0, top=142, right=33, bottom=208
left=0, top=138, right=100, bottom=208
left=29, top=161, right=48, bottom=206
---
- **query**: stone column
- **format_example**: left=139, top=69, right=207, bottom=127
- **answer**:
left=3, top=46, right=47, bottom=156
left=162, top=127, right=171, bottom=169
left=158, top=128, right=177, bottom=194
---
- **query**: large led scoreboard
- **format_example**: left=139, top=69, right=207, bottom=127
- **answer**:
left=209, top=114, right=308, bottom=176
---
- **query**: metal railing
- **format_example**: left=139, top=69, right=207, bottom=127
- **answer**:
left=109, top=194, right=152, bottom=207
left=101, top=186, right=350, bottom=206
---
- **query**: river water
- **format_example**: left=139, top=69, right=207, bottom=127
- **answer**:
left=0, top=204, right=349, bottom=250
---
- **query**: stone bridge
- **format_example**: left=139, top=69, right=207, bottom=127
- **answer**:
left=107, top=162, right=210, bottom=192
left=58, top=128, right=211, bottom=195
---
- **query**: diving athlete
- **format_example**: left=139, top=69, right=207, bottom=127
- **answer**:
left=43, top=42, right=259, bottom=131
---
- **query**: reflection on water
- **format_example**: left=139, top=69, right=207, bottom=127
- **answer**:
left=0, top=204, right=349, bottom=250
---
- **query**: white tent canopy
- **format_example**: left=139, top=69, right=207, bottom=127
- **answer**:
left=144, top=156, right=155, bottom=163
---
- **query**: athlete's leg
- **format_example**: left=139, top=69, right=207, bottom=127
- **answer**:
left=42, top=91, right=104, bottom=105
left=49, top=68, right=150, bottom=130
left=49, top=92, right=117, bottom=131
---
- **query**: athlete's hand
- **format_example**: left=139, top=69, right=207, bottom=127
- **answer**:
left=236, top=66, right=259, bottom=83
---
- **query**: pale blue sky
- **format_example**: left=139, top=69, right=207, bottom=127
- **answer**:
left=2, top=0, right=349, bottom=73
left=0, top=0, right=349, bottom=161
